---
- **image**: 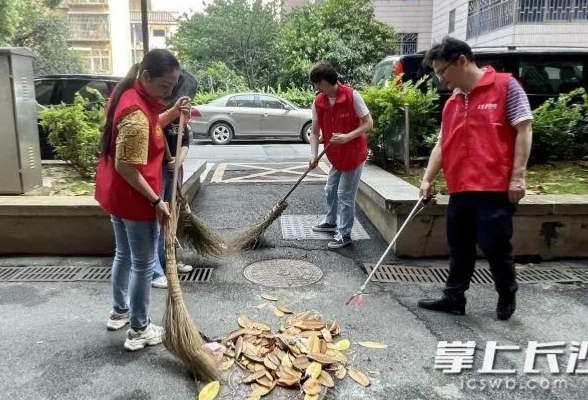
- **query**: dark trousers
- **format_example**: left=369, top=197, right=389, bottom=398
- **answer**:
left=443, top=192, right=519, bottom=301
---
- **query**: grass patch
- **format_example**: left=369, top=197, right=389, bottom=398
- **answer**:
left=397, top=161, right=588, bottom=195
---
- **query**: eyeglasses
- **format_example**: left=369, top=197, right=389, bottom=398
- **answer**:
left=435, top=56, right=460, bottom=80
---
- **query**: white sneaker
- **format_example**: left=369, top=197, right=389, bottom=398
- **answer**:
left=106, top=310, right=130, bottom=331
left=177, top=262, right=194, bottom=273
left=152, top=276, right=168, bottom=289
left=124, top=323, right=164, bottom=351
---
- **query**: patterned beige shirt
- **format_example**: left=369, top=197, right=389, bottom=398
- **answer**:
left=115, top=110, right=149, bottom=165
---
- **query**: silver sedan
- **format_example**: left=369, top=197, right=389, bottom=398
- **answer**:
left=189, top=93, right=313, bottom=145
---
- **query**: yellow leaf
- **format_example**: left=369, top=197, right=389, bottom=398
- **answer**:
left=302, top=378, right=321, bottom=395
left=281, top=353, right=293, bottom=367
left=358, top=341, right=388, bottom=349
left=306, top=361, right=322, bottom=379
left=198, top=381, right=220, bottom=400
left=348, top=368, right=371, bottom=387
left=335, top=366, right=347, bottom=380
left=256, top=303, right=268, bottom=309
left=327, top=339, right=350, bottom=351
left=261, top=294, right=278, bottom=302
left=250, top=384, right=271, bottom=396
left=304, top=395, right=319, bottom=400
left=273, top=307, right=285, bottom=318
left=219, top=358, right=235, bottom=371
left=318, top=371, right=334, bottom=388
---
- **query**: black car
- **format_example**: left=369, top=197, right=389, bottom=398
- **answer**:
left=372, top=47, right=588, bottom=112
left=35, top=74, right=121, bottom=160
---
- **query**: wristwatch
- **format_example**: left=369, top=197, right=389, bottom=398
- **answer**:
left=150, top=197, right=162, bottom=207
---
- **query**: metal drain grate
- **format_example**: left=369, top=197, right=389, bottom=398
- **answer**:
left=0, top=266, right=213, bottom=283
left=280, top=215, right=370, bottom=240
left=364, top=264, right=582, bottom=284
left=566, top=269, right=588, bottom=284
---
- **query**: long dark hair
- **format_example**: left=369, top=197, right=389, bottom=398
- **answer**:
left=99, top=49, right=180, bottom=157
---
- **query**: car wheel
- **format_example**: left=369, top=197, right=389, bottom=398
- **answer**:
left=210, top=122, right=233, bottom=145
left=301, top=122, right=312, bottom=144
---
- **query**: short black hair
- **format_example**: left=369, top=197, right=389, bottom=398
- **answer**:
left=424, top=36, right=474, bottom=67
left=309, top=61, right=338, bottom=85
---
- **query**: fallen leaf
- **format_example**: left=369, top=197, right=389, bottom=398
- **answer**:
left=348, top=368, right=371, bottom=387
left=274, top=308, right=285, bottom=318
left=226, top=328, right=249, bottom=341
left=358, top=341, right=388, bottom=349
left=277, top=305, right=293, bottom=314
left=326, top=349, right=348, bottom=364
left=255, top=375, right=274, bottom=387
left=320, top=328, right=332, bottom=343
left=277, top=375, right=299, bottom=387
left=281, top=354, right=293, bottom=367
left=250, top=383, right=271, bottom=396
left=303, top=378, right=321, bottom=395
left=304, top=395, right=319, bottom=400
left=219, top=358, right=235, bottom=371
left=335, top=367, right=347, bottom=380
left=238, top=316, right=254, bottom=329
left=261, top=294, right=278, bottom=302
left=293, top=356, right=310, bottom=371
left=307, top=353, right=337, bottom=364
left=198, top=381, right=220, bottom=400
left=235, top=336, right=244, bottom=360
left=306, top=361, right=322, bottom=379
left=327, top=339, right=350, bottom=351
left=242, top=370, right=267, bottom=384
left=318, top=371, right=335, bottom=388
left=256, top=303, right=268, bottom=309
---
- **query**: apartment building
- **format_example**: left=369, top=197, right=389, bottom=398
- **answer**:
left=281, top=0, right=434, bottom=54
left=432, top=0, right=588, bottom=47
left=63, top=0, right=179, bottom=75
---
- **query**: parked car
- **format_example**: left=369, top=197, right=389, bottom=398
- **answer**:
left=372, top=47, right=588, bottom=111
left=35, top=74, right=121, bottom=159
left=190, top=93, right=313, bottom=145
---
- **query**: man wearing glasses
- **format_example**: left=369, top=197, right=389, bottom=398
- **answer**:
left=417, top=37, right=533, bottom=320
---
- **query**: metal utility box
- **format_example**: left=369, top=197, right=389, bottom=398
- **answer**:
left=0, top=47, right=42, bottom=194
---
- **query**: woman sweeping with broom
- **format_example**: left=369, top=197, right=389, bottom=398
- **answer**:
left=95, top=49, right=189, bottom=351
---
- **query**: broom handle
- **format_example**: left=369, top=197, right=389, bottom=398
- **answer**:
left=170, top=113, right=186, bottom=230
left=280, top=142, right=331, bottom=202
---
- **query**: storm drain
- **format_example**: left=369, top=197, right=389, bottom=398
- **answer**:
left=0, top=266, right=213, bottom=283
left=280, top=215, right=370, bottom=240
left=567, top=269, right=588, bottom=284
left=363, top=264, right=583, bottom=285
left=244, top=259, right=323, bottom=288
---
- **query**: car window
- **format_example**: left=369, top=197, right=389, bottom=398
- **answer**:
left=259, top=95, right=285, bottom=109
left=55, top=79, right=105, bottom=105
left=78, top=81, right=110, bottom=103
left=35, top=80, right=56, bottom=106
left=226, top=95, right=257, bottom=108
left=519, top=60, right=584, bottom=94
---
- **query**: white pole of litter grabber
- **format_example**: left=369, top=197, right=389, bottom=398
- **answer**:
left=358, top=196, right=425, bottom=293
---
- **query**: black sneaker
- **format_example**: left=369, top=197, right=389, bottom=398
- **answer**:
left=328, top=235, right=352, bottom=249
left=312, top=222, right=337, bottom=232
left=417, top=297, right=466, bottom=316
left=496, top=291, right=516, bottom=321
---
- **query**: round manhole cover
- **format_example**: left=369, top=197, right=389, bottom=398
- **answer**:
left=244, top=259, right=323, bottom=288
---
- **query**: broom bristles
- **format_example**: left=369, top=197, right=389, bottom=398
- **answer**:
left=163, top=226, right=220, bottom=382
left=177, top=196, right=228, bottom=257
left=228, top=200, right=288, bottom=252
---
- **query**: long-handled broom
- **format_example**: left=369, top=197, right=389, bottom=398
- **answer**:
left=163, top=113, right=220, bottom=382
left=229, top=142, right=331, bottom=251
left=163, top=136, right=227, bottom=258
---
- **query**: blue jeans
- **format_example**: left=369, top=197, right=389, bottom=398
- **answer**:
left=153, top=167, right=175, bottom=279
left=323, top=163, right=364, bottom=238
left=111, top=216, right=159, bottom=330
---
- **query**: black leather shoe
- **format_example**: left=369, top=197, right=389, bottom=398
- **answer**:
left=418, top=297, right=466, bottom=316
left=497, top=291, right=516, bottom=320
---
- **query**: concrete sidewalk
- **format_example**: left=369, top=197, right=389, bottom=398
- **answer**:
left=1, top=177, right=587, bottom=400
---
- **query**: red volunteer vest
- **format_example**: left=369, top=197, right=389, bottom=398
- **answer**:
left=315, top=84, right=368, bottom=171
left=441, top=67, right=516, bottom=194
left=95, top=81, right=165, bottom=221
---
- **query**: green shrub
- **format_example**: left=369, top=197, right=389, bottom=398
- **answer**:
left=187, top=61, right=249, bottom=93
left=531, top=88, right=588, bottom=161
left=361, top=76, right=439, bottom=170
left=260, top=86, right=316, bottom=108
left=40, top=89, right=104, bottom=179
left=193, top=91, right=230, bottom=105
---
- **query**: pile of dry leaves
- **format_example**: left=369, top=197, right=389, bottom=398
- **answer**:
left=198, top=294, right=386, bottom=400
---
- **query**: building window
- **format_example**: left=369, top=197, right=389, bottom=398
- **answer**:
left=519, top=0, right=587, bottom=23
left=449, top=9, right=456, bottom=33
left=397, top=33, right=418, bottom=55
left=152, top=29, right=166, bottom=37
left=73, top=48, right=111, bottom=74
left=69, top=14, right=110, bottom=41
left=466, top=0, right=515, bottom=39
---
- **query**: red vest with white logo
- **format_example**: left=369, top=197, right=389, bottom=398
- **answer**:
left=441, top=67, right=515, bottom=194
left=95, top=81, right=165, bottom=221
left=314, top=84, right=368, bottom=171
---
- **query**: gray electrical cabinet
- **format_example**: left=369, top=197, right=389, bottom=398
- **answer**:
left=0, top=47, right=42, bottom=194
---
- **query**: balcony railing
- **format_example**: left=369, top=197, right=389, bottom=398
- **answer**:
left=467, top=0, right=588, bottom=39
left=69, top=14, right=110, bottom=41
left=67, top=0, right=108, bottom=4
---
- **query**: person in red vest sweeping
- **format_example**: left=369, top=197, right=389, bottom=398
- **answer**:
left=417, top=37, right=533, bottom=320
left=308, top=61, right=374, bottom=249
left=95, top=49, right=190, bottom=350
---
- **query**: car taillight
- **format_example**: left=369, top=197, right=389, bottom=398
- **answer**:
left=190, top=108, right=201, bottom=118
left=395, top=61, right=404, bottom=77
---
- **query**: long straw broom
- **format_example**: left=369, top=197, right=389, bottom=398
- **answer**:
left=163, top=139, right=227, bottom=258
left=163, top=113, right=219, bottom=382
left=229, top=142, right=331, bottom=251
